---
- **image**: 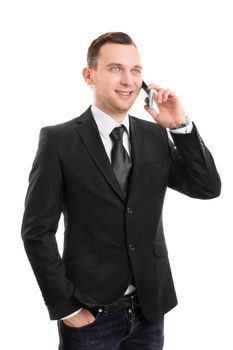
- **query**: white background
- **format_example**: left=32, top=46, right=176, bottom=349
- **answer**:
left=0, top=0, right=232, bottom=349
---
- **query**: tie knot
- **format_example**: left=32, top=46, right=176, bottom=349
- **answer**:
left=110, top=125, right=126, bottom=142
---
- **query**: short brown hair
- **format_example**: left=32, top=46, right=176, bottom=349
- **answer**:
left=87, top=32, right=136, bottom=69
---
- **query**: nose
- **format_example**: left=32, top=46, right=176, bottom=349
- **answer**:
left=120, top=70, right=134, bottom=87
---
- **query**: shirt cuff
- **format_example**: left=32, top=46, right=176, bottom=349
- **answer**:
left=60, top=308, right=83, bottom=320
left=170, top=121, right=193, bottom=134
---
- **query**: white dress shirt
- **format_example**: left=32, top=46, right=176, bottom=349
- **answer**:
left=61, top=105, right=193, bottom=320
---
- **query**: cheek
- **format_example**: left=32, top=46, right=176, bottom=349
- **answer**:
left=136, top=77, right=143, bottom=88
left=93, top=79, right=107, bottom=94
left=94, top=75, right=115, bottom=89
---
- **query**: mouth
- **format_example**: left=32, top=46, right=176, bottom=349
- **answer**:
left=115, top=90, right=134, bottom=98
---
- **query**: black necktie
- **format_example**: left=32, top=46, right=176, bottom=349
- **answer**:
left=110, top=125, right=132, bottom=197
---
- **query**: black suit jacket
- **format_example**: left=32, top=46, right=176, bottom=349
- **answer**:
left=21, top=107, right=221, bottom=321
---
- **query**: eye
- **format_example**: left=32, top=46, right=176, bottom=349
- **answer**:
left=132, top=69, right=141, bottom=75
left=110, top=67, right=121, bottom=72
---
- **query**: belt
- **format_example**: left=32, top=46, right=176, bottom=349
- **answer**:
left=84, top=292, right=140, bottom=310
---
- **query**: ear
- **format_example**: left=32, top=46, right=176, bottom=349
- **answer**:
left=82, top=67, right=94, bottom=85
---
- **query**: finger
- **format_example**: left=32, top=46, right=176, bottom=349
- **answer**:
left=88, top=315, right=96, bottom=324
left=156, top=89, right=165, bottom=104
left=147, top=83, right=162, bottom=92
left=162, top=89, right=173, bottom=102
left=144, top=104, right=158, bottom=120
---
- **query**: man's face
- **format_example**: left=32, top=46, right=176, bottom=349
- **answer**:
left=84, top=43, right=143, bottom=119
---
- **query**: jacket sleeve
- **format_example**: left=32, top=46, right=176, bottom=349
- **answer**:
left=167, top=123, right=221, bottom=199
left=21, top=127, right=82, bottom=320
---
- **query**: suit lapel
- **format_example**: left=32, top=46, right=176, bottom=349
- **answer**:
left=74, top=108, right=144, bottom=203
left=74, top=108, right=125, bottom=202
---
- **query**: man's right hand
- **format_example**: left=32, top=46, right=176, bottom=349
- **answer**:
left=62, top=308, right=96, bottom=328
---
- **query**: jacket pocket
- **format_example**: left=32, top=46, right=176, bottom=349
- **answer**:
left=153, top=241, right=168, bottom=257
left=65, top=251, right=100, bottom=274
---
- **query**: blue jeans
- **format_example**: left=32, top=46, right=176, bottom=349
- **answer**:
left=58, top=305, right=164, bottom=349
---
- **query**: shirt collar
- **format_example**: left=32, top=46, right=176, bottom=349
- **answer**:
left=91, top=104, right=130, bottom=139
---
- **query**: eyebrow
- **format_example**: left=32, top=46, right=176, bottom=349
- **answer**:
left=106, top=63, right=143, bottom=70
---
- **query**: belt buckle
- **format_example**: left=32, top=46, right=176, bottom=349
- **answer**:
left=130, top=294, right=137, bottom=310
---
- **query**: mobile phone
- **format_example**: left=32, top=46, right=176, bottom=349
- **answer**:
left=141, top=81, right=154, bottom=108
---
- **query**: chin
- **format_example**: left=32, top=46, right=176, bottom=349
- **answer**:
left=115, top=100, right=135, bottom=112
left=115, top=105, right=132, bottom=114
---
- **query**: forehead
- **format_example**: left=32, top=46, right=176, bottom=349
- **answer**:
left=97, top=43, right=142, bottom=67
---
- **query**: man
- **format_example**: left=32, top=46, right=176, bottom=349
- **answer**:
left=21, top=32, right=221, bottom=350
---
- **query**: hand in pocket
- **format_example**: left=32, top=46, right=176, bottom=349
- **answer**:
left=62, top=308, right=96, bottom=328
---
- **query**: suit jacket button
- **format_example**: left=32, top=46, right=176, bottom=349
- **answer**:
left=127, top=207, right=133, bottom=214
left=128, top=243, right=136, bottom=251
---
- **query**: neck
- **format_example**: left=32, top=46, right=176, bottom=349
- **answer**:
left=93, top=103, right=128, bottom=123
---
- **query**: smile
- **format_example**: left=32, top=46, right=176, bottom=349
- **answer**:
left=115, top=90, right=134, bottom=97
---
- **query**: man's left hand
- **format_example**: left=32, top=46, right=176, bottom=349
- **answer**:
left=144, top=84, right=186, bottom=128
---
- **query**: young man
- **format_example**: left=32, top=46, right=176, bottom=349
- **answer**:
left=21, top=32, right=221, bottom=350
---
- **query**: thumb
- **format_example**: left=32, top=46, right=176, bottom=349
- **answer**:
left=144, top=104, right=158, bottom=121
